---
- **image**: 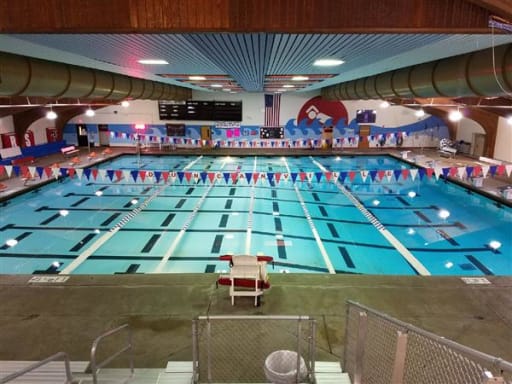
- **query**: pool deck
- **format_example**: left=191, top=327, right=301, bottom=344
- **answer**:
left=0, top=273, right=511, bottom=368
left=0, top=147, right=511, bottom=369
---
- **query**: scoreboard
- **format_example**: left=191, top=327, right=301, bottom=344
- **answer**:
left=158, top=100, right=242, bottom=121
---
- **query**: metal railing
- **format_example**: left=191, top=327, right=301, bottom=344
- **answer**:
left=192, top=315, right=316, bottom=383
left=344, top=300, right=512, bottom=384
left=0, top=351, right=74, bottom=383
left=90, top=323, right=134, bottom=384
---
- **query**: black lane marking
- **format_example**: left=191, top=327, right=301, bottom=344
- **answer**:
left=141, top=234, right=161, bottom=253
left=229, top=188, right=236, bottom=196
left=126, top=264, right=141, bottom=273
left=273, top=202, right=279, bottom=212
left=71, top=197, right=90, bottom=207
left=338, top=246, right=355, bottom=269
left=141, top=187, right=152, bottom=194
left=396, top=196, right=410, bottom=206
left=0, top=232, right=32, bottom=250
left=211, top=235, right=223, bottom=253
left=454, top=221, right=467, bottom=230
left=102, top=213, right=121, bottom=226
left=274, top=217, right=282, bottom=232
left=312, top=193, right=320, bottom=201
left=327, top=223, right=339, bottom=238
left=186, top=187, right=194, bottom=195
left=205, top=264, right=216, bottom=273
left=466, top=255, right=494, bottom=275
left=69, top=233, right=96, bottom=252
left=414, top=211, right=431, bottom=223
left=175, top=199, right=186, bottom=208
left=40, top=214, right=61, bottom=225
left=319, top=206, right=328, bottom=217
left=219, top=214, right=229, bottom=228
left=225, top=199, right=232, bottom=209
left=436, top=229, right=459, bottom=246
left=277, top=240, right=287, bottom=259
left=161, top=213, right=176, bottom=227
left=271, top=190, right=277, bottom=199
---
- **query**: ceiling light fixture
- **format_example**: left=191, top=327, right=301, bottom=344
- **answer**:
left=189, top=76, right=206, bottom=81
left=85, top=107, right=95, bottom=117
left=121, top=100, right=130, bottom=108
left=380, top=101, right=390, bottom=109
left=313, top=58, right=345, bottom=67
left=415, top=109, right=425, bottom=117
left=210, top=84, right=223, bottom=88
left=292, top=76, right=309, bottom=81
left=46, top=109, right=57, bottom=120
left=137, top=59, right=168, bottom=65
left=283, top=84, right=295, bottom=88
left=448, top=109, right=463, bottom=122
left=507, top=116, right=512, bottom=125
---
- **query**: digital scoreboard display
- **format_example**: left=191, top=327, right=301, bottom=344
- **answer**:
left=260, top=127, right=284, bottom=139
left=158, top=100, right=242, bottom=121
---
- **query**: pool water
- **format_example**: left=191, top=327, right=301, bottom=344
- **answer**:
left=0, top=155, right=510, bottom=276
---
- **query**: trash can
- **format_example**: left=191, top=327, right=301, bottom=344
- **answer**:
left=264, top=350, right=307, bottom=384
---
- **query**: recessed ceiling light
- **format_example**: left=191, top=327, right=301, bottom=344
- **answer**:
left=210, top=84, right=223, bottom=88
left=313, top=59, right=345, bottom=67
left=283, top=84, right=295, bottom=88
left=222, top=88, right=231, bottom=92
left=292, top=76, right=309, bottom=81
left=189, top=76, right=206, bottom=81
left=137, top=59, right=168, bottom=65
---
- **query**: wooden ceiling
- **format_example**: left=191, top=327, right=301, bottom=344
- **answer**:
left=0, top=0, right=507, bottom=33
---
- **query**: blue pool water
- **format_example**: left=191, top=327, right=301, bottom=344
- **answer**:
left=0, top=154, right=510, bottom=276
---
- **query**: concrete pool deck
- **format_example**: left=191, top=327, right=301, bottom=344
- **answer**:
left=0, top=147, right=511, bottom=370
left=0, top=273, right=511, bottom=369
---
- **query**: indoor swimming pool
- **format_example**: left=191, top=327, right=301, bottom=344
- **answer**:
left=0, top=154, right=510, bottom=276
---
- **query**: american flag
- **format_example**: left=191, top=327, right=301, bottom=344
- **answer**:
left=264, top=94, right=281, bottom=127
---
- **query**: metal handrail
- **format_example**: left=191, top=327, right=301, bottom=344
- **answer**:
left=90, top=323, right=134, bottom=384
left=0, top=351, right=74, bottom=384
left=346, top=300, right=512, bottom=375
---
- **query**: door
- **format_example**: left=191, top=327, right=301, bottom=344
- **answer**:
left=201, top=126, right=211, bottom=147
left=98, top=124, right=110, bottom=146
left=358, top=126, right=370, bottom=149
left=76, top=124, right=89, bottom=147
left=472, top=133, right=486, bottom=157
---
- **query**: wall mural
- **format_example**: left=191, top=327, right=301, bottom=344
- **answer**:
left=62, top=96, right=449, bottom=149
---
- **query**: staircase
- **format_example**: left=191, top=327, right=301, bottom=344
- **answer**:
left=0, top=360, right=352, bottom=383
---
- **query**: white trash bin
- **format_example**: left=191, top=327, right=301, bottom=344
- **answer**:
left=264, top=350, right=307, bottom=383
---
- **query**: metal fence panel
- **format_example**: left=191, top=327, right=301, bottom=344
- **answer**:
left=193, top=316, right=315, bottom=383
left=344, top=301, right=512, bottom=384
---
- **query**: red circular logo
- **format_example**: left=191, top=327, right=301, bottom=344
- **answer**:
left=297, top=96, right=348, bottom=126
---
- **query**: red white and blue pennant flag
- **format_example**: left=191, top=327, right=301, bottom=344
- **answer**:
left=264, top=93, right=281, bottom=127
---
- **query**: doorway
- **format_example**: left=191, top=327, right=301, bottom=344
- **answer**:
left=76, top=124, right=89, bottom=147
left=472, top=133, right=486, bottom=157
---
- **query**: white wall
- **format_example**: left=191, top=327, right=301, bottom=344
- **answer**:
left=0, top=116, right=14, bottom=134
left=455, top=118, right=485, bottom=154
left=26, top=118, right=56, bottom=145
left=494, top=116, right=512, bottom=162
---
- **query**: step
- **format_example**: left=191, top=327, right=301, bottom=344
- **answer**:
left=0, top=361, right=89, bottom=384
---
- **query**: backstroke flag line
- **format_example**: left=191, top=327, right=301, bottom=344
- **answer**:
left=264, top=93, right=281, bottom=127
